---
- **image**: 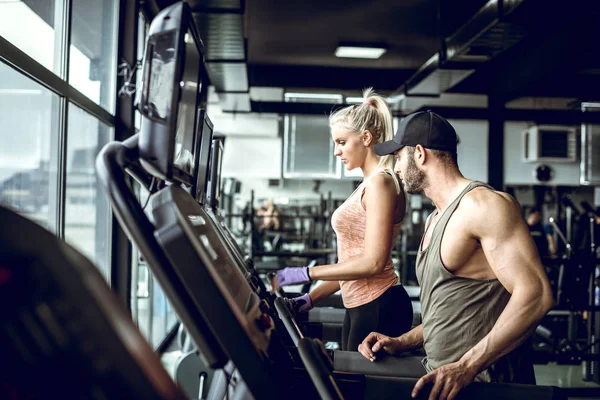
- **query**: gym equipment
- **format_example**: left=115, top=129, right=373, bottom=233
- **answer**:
left=0, top=205, right=187, bottom=400
left=96, top=3, right=566, bottom=397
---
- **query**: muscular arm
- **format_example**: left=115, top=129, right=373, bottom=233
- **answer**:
left=309, top=174, right=401, bottom=281
left=458, top=192, right=554, bottom=375
left=396, top=324, right=424, bottom=351
left=359, top=324, right=423, bottom=360
left=309, top=281, right=341, bottom=303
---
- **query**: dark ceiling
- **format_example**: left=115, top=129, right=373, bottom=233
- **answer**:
left=246, top=0, right=440, bottom=69
left=243, top=0, right=494, bottom=92
left=245, top=0, right=493, bottom=69
left=150, top=0, right=600, bottom=102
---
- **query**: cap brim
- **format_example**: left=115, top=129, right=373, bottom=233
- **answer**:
left=374, top=140, right=403, bottom=156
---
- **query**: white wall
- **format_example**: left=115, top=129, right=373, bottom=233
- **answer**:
left=222, top=137, right=282, bottom=179
left=504, top=122, right=580, bottom=185
left=448, top=119, right=489, bottom=183
left=239, top=179, right=355, bottom=204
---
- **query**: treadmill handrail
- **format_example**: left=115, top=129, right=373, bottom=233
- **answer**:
left=274, top=297, right=303, bottom=346
left=95, top=136, right=228, bottom=368
left=298, top=338, right=344, bottom=400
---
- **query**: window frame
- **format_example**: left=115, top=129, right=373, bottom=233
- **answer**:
left=0, top=0, right=122, bottom=284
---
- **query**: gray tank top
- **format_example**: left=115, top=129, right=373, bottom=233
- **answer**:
left=416, top=181, right=535, bottom=384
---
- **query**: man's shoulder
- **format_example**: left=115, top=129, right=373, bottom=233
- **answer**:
left=460, top=185, right=520, bottom=223
left=463, top=185, right=517, bottom=208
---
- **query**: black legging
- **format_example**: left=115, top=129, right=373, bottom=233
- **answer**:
left=341, top=284, right=413, bottom=351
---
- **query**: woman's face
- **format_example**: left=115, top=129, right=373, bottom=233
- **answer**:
left=331, top=124, right=368, bottom=171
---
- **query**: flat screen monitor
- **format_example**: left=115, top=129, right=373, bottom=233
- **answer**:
left=207, top=138, right=224, bottom=210
left=138, top=2, right=203, bottom=186
left=193, top=109, right=214, bottom=204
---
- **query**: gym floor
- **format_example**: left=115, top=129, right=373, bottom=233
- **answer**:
left=161, top=351, right=600, bottom=399
left=535, top=363, right=600, bottom=399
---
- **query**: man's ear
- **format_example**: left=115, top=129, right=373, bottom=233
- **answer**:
left=415, top=144, right=427, bottom=165
left=362, top=130, right=373, bottom=146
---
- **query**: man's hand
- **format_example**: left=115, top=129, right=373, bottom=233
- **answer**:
left=357, top=332, right=403, bottom=361
left=412, top=361, right=477, bottom=400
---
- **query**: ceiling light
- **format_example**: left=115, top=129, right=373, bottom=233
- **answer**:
left=345, top=97, right=364, bottom=104
left=335, top=45, right=387, bottom=59
left=284, top=92, right=343, bottom=100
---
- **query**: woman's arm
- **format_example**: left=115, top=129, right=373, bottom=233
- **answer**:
left=309, top=173, right=400, bottom=281
left=308, top=281, right=341, bottom=303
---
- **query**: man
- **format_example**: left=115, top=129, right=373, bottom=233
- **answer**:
left=526, top=207, right=556, bottom=258
left=256, top=199, right=280, bottom=231
left=358, top=111, right=553, bottom=400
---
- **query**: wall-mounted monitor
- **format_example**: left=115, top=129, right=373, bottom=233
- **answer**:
left=192, top=109, right=214, bottom=204
left=138, top=1, right=204, bottom=186
left=207, top=138, right=224, bottom=210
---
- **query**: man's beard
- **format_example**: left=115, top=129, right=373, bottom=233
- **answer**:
left=402, top=156, right=427, bottom=194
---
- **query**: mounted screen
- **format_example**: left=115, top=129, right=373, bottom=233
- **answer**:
left=207, top=138, right=224, bottom=209
left=193, top=109, right=214, bottom=204
left=143, top=31, right=177, bottom=122
left=138, top=2, right=203, bottom=186
left=173, top=29, right=202, bottom=177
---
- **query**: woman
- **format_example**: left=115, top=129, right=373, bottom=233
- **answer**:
left=276, top=88, right=413, bottom=351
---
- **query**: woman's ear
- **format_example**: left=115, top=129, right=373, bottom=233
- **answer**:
left=362, top=130, right=373, bottom=146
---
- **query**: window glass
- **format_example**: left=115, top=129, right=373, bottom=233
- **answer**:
left=0, top=61, right=60, bottom=231
left=0, top=0, right=64, bottom=75
left=69, top=0, right=118, bottom=112
left=64, top=103, right=112, bottom=280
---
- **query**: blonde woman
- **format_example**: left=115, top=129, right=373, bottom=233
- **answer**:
left=276, top=89, right=413, bottom=351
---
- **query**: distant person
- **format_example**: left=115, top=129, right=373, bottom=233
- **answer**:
left=275, top=88, right=413, bottom=352
left=256, top=199, right=280, bottom=231
left=526, top=207, right=556, bottom=258
left=575, top=205, right=600, bottom=255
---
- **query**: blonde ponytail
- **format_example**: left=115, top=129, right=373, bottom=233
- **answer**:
left=329, top=88, right=396, bottom=171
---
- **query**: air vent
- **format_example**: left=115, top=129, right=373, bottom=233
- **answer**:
left=523, top=125, right=577, bottom=163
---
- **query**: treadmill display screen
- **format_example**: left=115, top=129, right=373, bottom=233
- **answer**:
left=173, top=29, right=201, bottom=176
left=143, top=30, right=177, bottom=122
left=207, top=139, right=223, bottom=208
left=195, top=113, right=214, bottom=203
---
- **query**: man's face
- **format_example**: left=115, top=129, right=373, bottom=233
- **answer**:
left=394, top=147, right=427, bottom=194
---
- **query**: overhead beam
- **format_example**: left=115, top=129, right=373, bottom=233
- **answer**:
left=249, top=101, right=600, bottom=124
left=247, top=64, right=411, bottom=92
left=416, top=106, right=600, bottom=124
left=455, top=4, right=600, bottom=102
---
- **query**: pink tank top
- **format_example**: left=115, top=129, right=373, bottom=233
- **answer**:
left=331, top=170, right=403, bottom=308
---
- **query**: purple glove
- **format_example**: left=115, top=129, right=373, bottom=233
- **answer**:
left=289, top=293, right=313, bottom=313
left=276, top=266, right=311, bottom=286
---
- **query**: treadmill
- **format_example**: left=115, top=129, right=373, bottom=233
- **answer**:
left=96, top=2, right=565, bottom=398
left=0, top=205, right=187, bottom=400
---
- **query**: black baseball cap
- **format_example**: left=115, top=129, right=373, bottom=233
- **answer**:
left=374, top=110, right=458, bottom=156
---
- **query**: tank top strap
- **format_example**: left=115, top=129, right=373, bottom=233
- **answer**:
left=431, top=181, right=493, bottom=243
left=359, top=168, right=402, bottom=209
left=379, top=169, right=402, bottom=195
